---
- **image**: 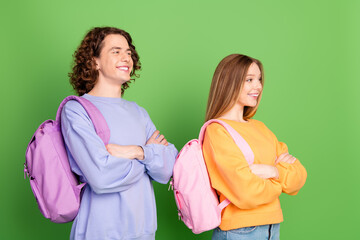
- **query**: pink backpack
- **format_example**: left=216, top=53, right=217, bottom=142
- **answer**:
left=170, top=119, right=254, bottom=234
left=24, top=96, right=110, bottom=223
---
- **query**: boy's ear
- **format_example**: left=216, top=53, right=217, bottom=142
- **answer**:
left=94, top=57, right=100, bottom=70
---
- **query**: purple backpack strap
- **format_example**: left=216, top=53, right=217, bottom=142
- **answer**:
left=198, top=119, right=255, bottom=211
left=55, top=95, right=110, bottom=145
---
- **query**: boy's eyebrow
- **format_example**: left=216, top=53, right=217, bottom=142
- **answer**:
left=109, top=47, right=131, bottom=51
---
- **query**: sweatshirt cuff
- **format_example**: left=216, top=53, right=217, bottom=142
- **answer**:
left=275, top=159, right=300, bottom=181
left=139, top=145, right=154, bottom=164
left=275, top=162, right=290, bottom=181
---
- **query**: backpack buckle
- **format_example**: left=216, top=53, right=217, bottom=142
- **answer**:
left=177, top=209, right=182, bottom=220
left=24, top=163, right=29, bottom=179
left=168, top=178, right=174, bottom=191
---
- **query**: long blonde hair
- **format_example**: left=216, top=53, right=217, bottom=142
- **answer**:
left=205, top=54, right=264, bottom=121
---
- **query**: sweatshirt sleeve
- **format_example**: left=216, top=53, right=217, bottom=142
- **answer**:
left=61, top=101, right=146, bottom=194
left=203, top=123, right=282, bottom=209
left=274, top=141, right=307, bottom=195
left=137, top=107, right=178, bottom=184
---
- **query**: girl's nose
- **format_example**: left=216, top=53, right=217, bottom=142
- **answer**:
left=255, top=79, right=262, bottom=90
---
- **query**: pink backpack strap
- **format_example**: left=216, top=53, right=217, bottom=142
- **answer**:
left=199, top=119, right=254, bottom=165
left=199, top=119, right=255, bottom=211
left=218, top=198, right=231, bottom=210
left=55, top=95, right=110, bottom=145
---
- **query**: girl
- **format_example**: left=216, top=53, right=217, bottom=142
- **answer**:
left=61, top=27, right=177, bottom=240
left=203, top=54, right=307, bottom=240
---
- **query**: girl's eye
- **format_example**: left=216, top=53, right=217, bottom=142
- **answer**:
left=246, top=78, right=252, bottom=82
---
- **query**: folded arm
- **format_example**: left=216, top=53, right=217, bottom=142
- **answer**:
left=273, top=142, right=307, bottom=195
left=61, top=101, right=146, bottom=194
left=133, top=106, right=177, bottom=184
left=203, top=124, right=282, bottom=210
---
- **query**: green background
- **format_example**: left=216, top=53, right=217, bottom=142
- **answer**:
left=1, top=0, right=359, bottom=239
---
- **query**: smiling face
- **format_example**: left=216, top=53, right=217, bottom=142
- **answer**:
left=94, top=34, right=133, bottom=87
left=237, top=62, right=263, bottom=108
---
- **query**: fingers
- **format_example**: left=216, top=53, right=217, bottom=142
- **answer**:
left=106, top=144, right=123, bottom=157
left=281, top=154, right=293, bottom=163
left=106, top=144, right=114, bottom=155
left=149, top=130, right=160, bottom=140
left=157, top=134, right=169, bottom=146
left=157, top=134, right=165, bottom=142
left=276, top=153, right=297, bottom=164
left=283, top=154, right=296, bottom=164
left=289, top=156, right=297, bottom=164
left=160, top=138, right=169, bottom=146
left=275, top=153, right=286, bottom=164
left=146, top=130, right=169, bottom=146
left=146, top=131, right=160, bottom=145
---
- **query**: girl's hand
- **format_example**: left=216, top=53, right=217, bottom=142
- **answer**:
left=249, top=164, right=279, bottom=179
left=146, top=130, right=168, bottom=146
left=106, top=144, right=144, bottom=160
left=275, top=153, right=297, bottom=164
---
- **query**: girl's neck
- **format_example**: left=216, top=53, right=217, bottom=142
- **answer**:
left=219, top=103, right=247, bottom=122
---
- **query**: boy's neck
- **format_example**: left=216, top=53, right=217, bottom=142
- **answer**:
left=88, top=81, right=123, bottom=98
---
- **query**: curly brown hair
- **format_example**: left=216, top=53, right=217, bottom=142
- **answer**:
left=69, top=27, right=141, bottom=96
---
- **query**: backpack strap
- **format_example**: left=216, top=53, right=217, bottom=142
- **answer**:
left=55, top=95, right=110, bottom=145
left=198, top=119, right=255, bottom=211
left=199, top=119, right=254, bottom=165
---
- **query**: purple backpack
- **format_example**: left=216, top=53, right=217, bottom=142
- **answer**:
left=24, top=96, right=110, bottom=223
left=170, top=119, right=254, bottom=234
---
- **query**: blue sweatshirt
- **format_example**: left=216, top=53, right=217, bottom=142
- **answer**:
left=61, top=94, right=177, bottom=240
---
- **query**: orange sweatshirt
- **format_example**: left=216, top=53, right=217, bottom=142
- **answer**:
left=203, top=118, right=307, bottom=230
